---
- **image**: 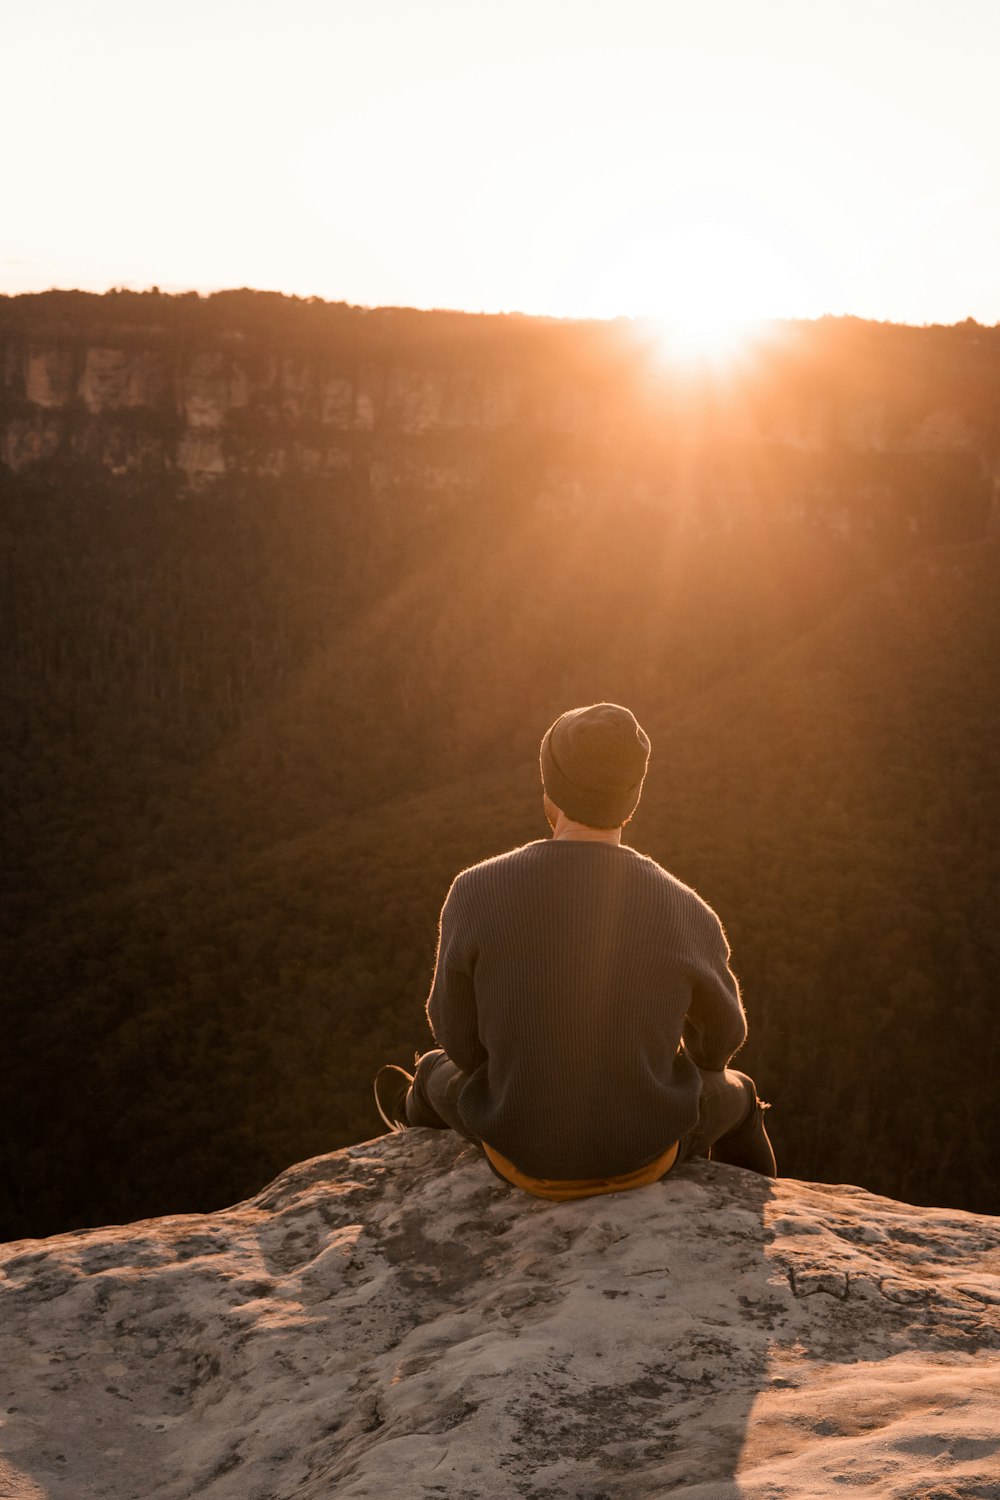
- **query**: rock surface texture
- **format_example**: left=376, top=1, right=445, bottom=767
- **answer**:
left=2, top=1133, right=999, bottom=1499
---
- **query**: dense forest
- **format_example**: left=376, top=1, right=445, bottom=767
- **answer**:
left=2, top=298, right=999, bottom=1241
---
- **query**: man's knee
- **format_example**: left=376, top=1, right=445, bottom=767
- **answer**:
left=697, top=1067, right=755, bottom=1136
left=407, top=1050, right=450, bottom=1128
left=408, top=1050, right=477, bottom=1142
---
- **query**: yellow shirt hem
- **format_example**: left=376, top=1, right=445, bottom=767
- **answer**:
left=482, top=1139, right=680, bottom=1201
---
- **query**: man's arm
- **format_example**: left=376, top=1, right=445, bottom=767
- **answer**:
left=681, top=911, right=748, bottom=1071
left=425, top=877, right=488, bottom=1075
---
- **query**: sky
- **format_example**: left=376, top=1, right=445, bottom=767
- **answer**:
left=3, top=0, right=999, bottom=327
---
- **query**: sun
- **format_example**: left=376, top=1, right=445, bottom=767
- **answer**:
left=648, top=306, right=763, bottom=370
left=634, top=216, right=795, bottom=366
left=558, top=199, right=821, bottom=366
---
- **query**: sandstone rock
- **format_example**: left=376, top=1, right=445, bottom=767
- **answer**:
left=320, top=374, right=356, bottom=427
left=1, top=414, right=64, bottom=471
left=25, top=347, right=77, bottom=408
left=78, top=348, right=169, bottom=413
left=1, top=1134, right=999, bottom=1498
left=180, top=352, right=249, bottom=431
left=176, top=432, right=227, bottom=480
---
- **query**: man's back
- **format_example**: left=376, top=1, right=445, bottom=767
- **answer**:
left=427, top=838, right=747, bottom=1179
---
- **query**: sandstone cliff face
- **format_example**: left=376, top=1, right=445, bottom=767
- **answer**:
left=2, top=302, right=998, bottom=542
left=1, top=338, right=985, bottom=472
left=0, top=339, right=533, bottom=485
left=2, top=1133, right=999, bottom=1499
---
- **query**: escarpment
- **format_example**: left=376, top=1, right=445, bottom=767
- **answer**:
left=1, top=291, right=996, bottom=542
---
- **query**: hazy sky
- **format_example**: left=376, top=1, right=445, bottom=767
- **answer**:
left=3, top=0, right=998, bottom=325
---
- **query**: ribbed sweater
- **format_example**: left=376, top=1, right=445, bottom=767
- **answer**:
left=426, top=839, right=748, bottom=1180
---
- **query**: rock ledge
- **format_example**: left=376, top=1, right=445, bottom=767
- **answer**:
left=2, top=1133, right=999, bottom=1498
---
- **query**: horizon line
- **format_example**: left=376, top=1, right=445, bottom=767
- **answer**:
left=1, top=283, right=998, bottom=334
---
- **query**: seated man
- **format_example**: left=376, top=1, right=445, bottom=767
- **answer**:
left=376, top=702, right=775, bottom=1199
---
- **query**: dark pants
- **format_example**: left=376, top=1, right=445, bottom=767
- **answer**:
left=407, top=1049, right=776, bottom=1177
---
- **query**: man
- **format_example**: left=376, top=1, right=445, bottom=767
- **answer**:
left=375, top=702, right=775, bottom=1199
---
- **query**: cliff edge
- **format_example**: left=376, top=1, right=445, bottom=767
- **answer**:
left=2, top=1133, right=999, bottom=1498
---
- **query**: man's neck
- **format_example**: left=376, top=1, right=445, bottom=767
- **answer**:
left=551, top=815, right=622, bottom=846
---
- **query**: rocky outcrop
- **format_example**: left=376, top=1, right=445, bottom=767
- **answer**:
left=2, top=1132, right=999, bottom=1498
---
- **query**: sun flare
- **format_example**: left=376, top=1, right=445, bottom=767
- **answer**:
left=560, top=200, right=821, bottom=363
left=647, top=308, right=764, bottom=369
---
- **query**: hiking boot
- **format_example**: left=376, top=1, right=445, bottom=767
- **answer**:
left=374, top=1064, right=414, bottom=1134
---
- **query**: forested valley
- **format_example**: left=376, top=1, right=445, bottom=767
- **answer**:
left=2, top=314, right=999, bottom=1239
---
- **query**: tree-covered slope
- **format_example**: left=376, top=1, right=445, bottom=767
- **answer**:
left=2, top=468, right=997, bottom=1238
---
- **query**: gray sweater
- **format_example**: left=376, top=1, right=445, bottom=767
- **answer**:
left=426, top=839, right=748, bottom=1180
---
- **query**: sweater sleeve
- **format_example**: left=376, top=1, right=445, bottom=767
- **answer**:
left=681, top=909, right=748, bottom=1072
left=425, top=877, right=488, bottom=1074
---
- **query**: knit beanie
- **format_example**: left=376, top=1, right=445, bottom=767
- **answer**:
left=540, top=703, right=651, bottom=828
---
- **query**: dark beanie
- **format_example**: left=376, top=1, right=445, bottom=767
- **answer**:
left=540, top=703, right=651, bottom=828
